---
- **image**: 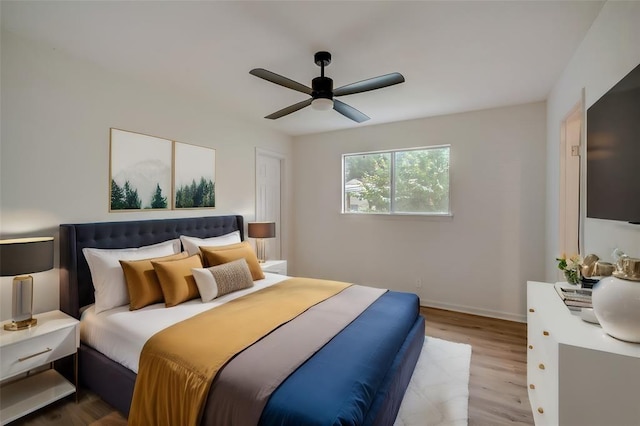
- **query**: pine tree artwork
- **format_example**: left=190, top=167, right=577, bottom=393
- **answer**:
left=109, top=128, right=172, bottom=211
left=173, top=142, right=216, bottom=209
left=150, top=183, right=168, bottom=209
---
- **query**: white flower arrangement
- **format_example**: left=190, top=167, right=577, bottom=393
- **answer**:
left=556, top=254, right=582, bottom=284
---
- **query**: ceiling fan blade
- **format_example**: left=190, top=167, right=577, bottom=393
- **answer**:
left=265, top=98, right=313, bottom=120
left=250, top=68, right=313, bottom=95
left=333, top=72, right=405, bottom=97
left=333, top=99, right=370, bottom=123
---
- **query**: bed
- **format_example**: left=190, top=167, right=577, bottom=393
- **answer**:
left=58, top=215, right=425, bottom=425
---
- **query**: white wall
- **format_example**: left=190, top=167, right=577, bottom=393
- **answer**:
left=292, top=102, right=546, bottom=321
left=546, top=1, right=640, bottom=281
left=0, top=31, right=293, bottom=321
left=10, top=1, right=637, bottom=323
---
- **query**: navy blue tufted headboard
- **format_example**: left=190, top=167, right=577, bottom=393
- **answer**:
left=59, top=215, right=244, bottom=318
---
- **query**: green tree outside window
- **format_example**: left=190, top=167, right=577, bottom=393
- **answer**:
left=343, top=146, right=450, bottom=215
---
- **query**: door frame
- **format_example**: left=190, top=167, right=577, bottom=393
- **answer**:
left=255, top=147, right=285, bottom=259
left=558, top=89, right=585, bottom=259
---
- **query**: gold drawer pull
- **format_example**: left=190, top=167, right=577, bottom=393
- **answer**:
left=539, top=363, right=545, bottom=370
left=529, top=345, right=533, bottom=349
left=529, top=308, right=535, bottom=312
left=543, top=331, right=549, bottom=336
left=530, top=384, right=535, bottom=389
left=18, top=347, right=52, bottom=362
left=538, top=407, right=544, bottom=414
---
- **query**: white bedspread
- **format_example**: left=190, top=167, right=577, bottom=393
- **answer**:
left=80, top=273, right=288, bottom=373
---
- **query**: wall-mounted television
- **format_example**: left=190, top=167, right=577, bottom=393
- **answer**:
left=586, top=62, right=640, bottom=224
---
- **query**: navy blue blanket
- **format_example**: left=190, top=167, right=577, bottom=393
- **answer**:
left=259, top=291, right=421, bottom=426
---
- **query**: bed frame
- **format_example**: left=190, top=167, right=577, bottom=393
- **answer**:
left=58, top=215, right=243, bottom=415
left=58, top=215, right=424, bottom=423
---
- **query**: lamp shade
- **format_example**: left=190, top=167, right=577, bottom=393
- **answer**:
left=247, top=222, right=276, bottom=239
left=0, top=237, right=54, bottom=276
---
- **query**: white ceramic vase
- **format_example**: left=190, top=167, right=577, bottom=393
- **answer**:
left=592, top=275, right=640, bottom=343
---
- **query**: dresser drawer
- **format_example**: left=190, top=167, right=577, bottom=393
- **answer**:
left=527, top=297, right=560, bottom=425
left=528, top=359, right=558, bottom=425
left=0, top=325, right=76, bottom=380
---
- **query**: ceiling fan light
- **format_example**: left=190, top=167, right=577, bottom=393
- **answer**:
left=311, top=98, right=334, bottom=111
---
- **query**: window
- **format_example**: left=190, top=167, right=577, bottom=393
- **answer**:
left=342, top=145, right=450, bottom=215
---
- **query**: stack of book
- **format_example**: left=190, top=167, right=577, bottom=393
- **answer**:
left=554, top=283, right=592, bottom=309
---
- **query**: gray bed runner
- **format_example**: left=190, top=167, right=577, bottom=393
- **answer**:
left=201, top=284, right=386, bottom=425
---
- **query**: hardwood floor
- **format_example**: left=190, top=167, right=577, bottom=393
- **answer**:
left=10, top=307, right=534, bottom=426
left=422, top=307, right=534, bottom=426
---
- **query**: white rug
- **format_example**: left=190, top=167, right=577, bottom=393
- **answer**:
left=395, top=337, right=472, bottom=426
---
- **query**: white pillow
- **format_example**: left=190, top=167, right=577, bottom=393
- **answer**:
left=83, top=239, right=181, bottom=314
left=191, top=267, right=219, bottom=302
left=180, top=231, right=241, bottom=256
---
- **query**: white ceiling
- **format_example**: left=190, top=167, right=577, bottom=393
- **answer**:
left=1, top=1, right=604, bottom=136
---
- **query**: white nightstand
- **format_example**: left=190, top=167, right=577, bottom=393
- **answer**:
left=0, top=310, right=79, bottom=425
left=261, top=260, right=287, bottom=275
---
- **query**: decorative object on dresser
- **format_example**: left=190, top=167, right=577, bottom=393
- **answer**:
left=553, top=283, right=592, bottom=309
left=579, top=253, right=615, bottom=289
left=0, top=310, right=79, bottom=425
left=247, top=221, right=276, bottom=263
left=555, top=254, right=582, bottom=285
left=527, top=281, right=640, bottom=426
left=0, top=237, right=54, bottom=331
left=580, top=253, right=615, bottom=279
left=592, top=256, right=640, bottom=343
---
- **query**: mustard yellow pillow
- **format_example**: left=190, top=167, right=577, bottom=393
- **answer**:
left=152, top=254, right=203, bottom=307
left=120, top=252, right=188, bottom=310
left=199, top=241, right=265, bottom=281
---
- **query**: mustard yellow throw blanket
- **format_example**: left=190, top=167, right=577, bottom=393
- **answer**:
left=128, top=278, right=350, bottom=426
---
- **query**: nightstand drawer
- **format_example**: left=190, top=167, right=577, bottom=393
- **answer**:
left=0, top=325, right=76, bottom=380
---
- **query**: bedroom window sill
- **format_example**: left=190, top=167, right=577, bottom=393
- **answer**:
left=340, top=212, right=453, bottom=220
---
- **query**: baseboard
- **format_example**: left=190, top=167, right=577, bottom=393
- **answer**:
left=419, top=298, right=527, bottom=323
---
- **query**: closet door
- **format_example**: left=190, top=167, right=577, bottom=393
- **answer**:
left=256, top=149, right=283, bottom=260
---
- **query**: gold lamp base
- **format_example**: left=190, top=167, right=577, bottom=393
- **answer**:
left=256, top=238, right=267, bottom=263
left=4, top=317, right=37, bottom=331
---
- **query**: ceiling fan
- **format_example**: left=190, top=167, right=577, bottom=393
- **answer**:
left=249, top=51, right=405, bottom=123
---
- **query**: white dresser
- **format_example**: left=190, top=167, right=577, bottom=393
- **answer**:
left=527, top=281, right=640, bottom=426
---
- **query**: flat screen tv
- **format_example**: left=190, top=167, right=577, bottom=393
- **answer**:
left=586, top=62, right=640, bottom=224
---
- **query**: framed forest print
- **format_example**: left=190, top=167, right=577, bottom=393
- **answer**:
left=109, top=129, right=172, bottom=211
left=173, top=141, right=216, bottom=209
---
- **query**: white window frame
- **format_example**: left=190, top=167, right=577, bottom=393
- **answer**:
left=341, top=145, right=452, bottom=216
